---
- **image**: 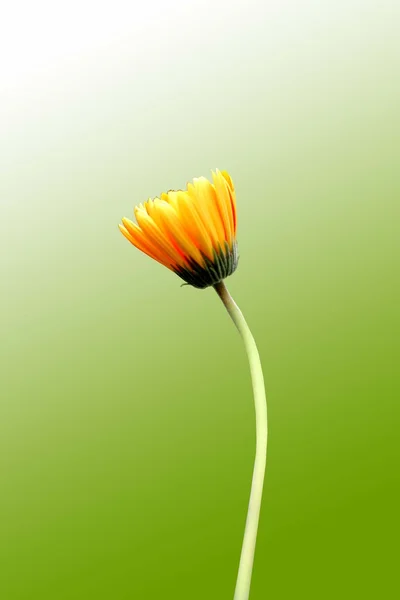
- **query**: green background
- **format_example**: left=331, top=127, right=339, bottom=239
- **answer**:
left=1, top=1, right=399, bottom=598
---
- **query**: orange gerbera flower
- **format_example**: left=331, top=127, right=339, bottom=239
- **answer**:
left=119, top=169, right=238, bottom=288
left=118, top=169, right=268, bottom=599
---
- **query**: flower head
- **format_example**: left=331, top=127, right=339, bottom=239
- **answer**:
left=119, top=170, right=238, bottom=288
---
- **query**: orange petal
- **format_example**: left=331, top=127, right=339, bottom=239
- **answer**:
left=155, top=201, right=203, bottom=265
left=176, top=191, right=213, bottom=259
left=212, top=170, right=233, bottom=246
left=221, top=171, right=237, bottom=235
left=121, top=219, right=172, bottom=268
left=134, top=207, right=184, bottom=266
left=188, top=179, right=224, bottom=250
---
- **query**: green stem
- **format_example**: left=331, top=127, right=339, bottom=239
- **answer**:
left=213, top=280, right=268, bottom=600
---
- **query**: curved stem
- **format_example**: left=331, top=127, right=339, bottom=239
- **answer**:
left=213, top=280, right=267, bottom=600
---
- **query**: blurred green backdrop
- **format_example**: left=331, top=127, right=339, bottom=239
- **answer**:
left=1, top=1, right=399, bottom=598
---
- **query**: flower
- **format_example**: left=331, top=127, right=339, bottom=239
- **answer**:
left=119, top=170, right=238, bottom=288
left=119, top=169, right=268, bottom=598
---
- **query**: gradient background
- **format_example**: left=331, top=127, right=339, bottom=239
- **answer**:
left=1, top=1, right=399, bottom=598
